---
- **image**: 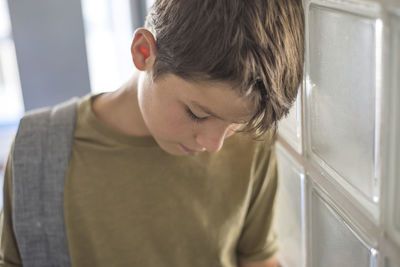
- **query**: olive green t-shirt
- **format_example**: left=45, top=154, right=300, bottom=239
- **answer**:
left=0, top=93, right=279, bottom=267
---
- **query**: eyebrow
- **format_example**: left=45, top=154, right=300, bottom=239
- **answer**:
left=190, top=101, right=250, bottom=124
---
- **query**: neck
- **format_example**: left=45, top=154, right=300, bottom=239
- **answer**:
left=92, top=70, right=151, bottom=137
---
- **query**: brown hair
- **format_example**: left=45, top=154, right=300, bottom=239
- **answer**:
left=145, top=0, right=305, bottom=137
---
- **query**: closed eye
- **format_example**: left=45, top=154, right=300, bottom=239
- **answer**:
left=185, top=107, right=208, bottom=123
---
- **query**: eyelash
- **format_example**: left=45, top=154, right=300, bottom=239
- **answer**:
left=185, top=107, right=207, bottom=123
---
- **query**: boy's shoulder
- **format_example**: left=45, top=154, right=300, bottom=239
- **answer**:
left=224, top=130, right=276, bottom=153
left=212, top=130, right=276, bottom=168
left=15, top=96, right=80, bottom=147
left=12, top=97, right=79, bottom=266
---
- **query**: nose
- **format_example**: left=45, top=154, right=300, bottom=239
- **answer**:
left=195, top=123, right=234, bottom=153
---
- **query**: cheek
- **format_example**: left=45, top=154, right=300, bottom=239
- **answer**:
left=168, top=110, right=192, bottom=134
left=154, top=105, right=192, bottom=136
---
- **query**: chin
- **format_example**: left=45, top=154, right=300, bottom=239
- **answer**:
left=155, top=140, right=187, bottom=156
left=168, top=150, right=188, bottom=156
left=163, top=148, right=189, bottom=156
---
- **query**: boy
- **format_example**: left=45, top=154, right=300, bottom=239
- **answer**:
left=0, top=0, right=304, bottom=266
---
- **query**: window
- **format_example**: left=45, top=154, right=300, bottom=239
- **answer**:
left=81, top=0, right=135, bottom=93
left=0, top=0, right=24, bottom=123
left=0, top=0, right=23, bottom=210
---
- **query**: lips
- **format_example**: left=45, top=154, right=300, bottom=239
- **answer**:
left=180, top=144, right=202, bottom=153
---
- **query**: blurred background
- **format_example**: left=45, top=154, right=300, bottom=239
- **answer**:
left=0, top=0, right=154, bottom=208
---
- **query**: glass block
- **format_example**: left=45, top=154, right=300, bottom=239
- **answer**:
left=394, top=94, right=400, bottom=241
left=275, top=143, right=305, bottom=267
left=306, top=4, right=379, bottom=203
left=385, top=258, right=400, bottom=267
left=392, top=12, right=400, bottom=236
left=278, top=93, right=302, bottom=154
left=386, top=11, right=400, bottom=247
left=395, top=153, right=400, bottom=233
left=310, top=189, right=378, bottom=267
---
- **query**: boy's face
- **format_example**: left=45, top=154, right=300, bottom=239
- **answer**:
left=137, top=73, right=255, bottom=156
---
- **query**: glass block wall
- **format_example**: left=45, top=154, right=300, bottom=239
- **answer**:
left=276, top=0, right=400, bottom=266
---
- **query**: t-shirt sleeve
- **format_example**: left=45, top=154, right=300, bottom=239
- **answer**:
left=236, top=137, right=279, bottom=263
left=0, top=142, right=23, bottom=266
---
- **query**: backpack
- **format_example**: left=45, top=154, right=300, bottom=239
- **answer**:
left=12, top=97, right=79, bottom=267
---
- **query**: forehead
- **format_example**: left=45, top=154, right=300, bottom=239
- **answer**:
left=158, top=74, right=257, bottom=123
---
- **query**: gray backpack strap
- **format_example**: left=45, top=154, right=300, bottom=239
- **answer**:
left=12, top=97, right=79, bottom=267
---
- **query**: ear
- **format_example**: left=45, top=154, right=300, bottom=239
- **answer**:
left=131, top=28, right=157, bottom=71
